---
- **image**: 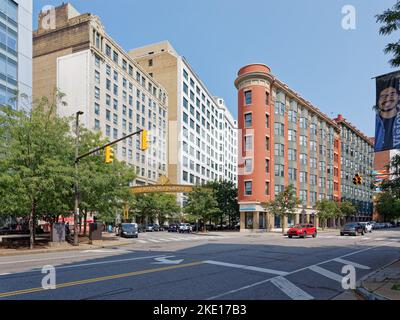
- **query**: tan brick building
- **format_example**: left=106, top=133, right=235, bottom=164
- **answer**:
left=33, top=3, right=169, bottom=185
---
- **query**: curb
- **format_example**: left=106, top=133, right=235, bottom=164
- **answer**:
left=0, top=240, right=133, bottom=257
left=355, top=258, right=400, bottom=301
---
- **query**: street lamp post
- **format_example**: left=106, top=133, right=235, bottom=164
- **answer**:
left=74, top=111, right=84, bottom=246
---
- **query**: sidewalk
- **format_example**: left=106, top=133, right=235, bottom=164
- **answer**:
left=357, top=259, right=400, bottom=300
left=0, top=233, right=132, bottom=257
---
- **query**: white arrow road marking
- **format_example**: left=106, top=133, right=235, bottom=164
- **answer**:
left=308, top=265, right=343, bottom=282
left=270, top=277, right=314, bottom=300
left=153, top=257, right=184, bottom=265
left=334, top=258, right=370, bottom=270
left=204, top=260, right=289, bottom=276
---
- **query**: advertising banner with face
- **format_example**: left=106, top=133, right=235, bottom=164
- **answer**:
left=375, top=71, right=400, bottom=152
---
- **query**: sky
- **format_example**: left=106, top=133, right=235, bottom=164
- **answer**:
left=33, top=0, right=399, bottom=137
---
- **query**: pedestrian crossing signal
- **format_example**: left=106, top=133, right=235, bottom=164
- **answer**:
left=105, top=146, right=114, bottom=164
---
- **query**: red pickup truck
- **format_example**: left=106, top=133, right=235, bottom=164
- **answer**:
left=287, top=224, right=317, bottom=239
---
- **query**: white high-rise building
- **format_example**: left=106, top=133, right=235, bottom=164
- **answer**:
left=0, top=0, right=32, bottom=110
left=129, top=42, right=238, bottom=197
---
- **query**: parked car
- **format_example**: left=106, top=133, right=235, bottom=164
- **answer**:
left=159, top=225, right=167, bottom=231
left=179, top=223, right=192, bottom=234
left=146, top=224, right=155, bottom=232
left=152, top=224, right=160, bottom=231
left=287, top=224, right=317, bottom=239
left=138, top=224, right=147, bottom=233
left=359, top=222, right=373, bottom=233
left=117, top=223, right=138, bottom=238
left=341, top=223, right=365, bottom=236
left=168, top=224, right=179, bottom=232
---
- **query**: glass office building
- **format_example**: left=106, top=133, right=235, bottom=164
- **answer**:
left=0, top=0, right=32, bottom=109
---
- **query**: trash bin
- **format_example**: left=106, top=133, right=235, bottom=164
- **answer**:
left=89, top=222, right=103, bottom=241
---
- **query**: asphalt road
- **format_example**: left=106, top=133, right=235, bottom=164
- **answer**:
left=0, top=228, right=399, bottom=300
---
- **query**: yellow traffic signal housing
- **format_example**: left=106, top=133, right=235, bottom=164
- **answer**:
left=105, top=146, right=114, bottom=164
left=358, top=174, right=363, bottom=185
left=140, top=130, right=149, bottom=151
left=353, top=174, right=362, bottom=185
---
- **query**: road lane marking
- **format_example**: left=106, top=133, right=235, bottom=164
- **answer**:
left=146, top=239, right=161, bottom=243
left=270, top=277, right=314, bottom=300
left=137, top=240, right=148, bottom=243
left=207, top=241, right=396, bottom=300
left=204, top=260, right=289, bottom=276
left=334, top=258, right=370, bottom=270
left=308, top=266, right=343, bottom=283
left=0, top=261, right=203, bottom=299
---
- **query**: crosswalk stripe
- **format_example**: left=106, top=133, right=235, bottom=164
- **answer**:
left=270, top=277, right=314, bottom=300
left=137, top=240, right=147, bottom=244
left=146, top=239, right=161, bottom=243
left=204, top=260, right=289, bottom=276
left=334, top=258, right=370, bottom=270
left=308, top=265, right=343, bottom=283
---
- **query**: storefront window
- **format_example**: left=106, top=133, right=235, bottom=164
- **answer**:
left=245, top=213, right=253, bottom=229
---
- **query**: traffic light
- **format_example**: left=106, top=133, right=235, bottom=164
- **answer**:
left=105, top=146, right=114, bottom=164
left=140, top=130, right=149, bottom=151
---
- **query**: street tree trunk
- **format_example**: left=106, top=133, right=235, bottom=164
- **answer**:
left=29, top=200, right=36, bottom=250
left=83, top=211, right=88, bottom=236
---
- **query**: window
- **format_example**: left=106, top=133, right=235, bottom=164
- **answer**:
left=289, top=168, right=297, bottom=181
left=300, top=172, right=308, bottom=183
left=94, top=87, right=100, bottom=100
left=106, top=109, right=111, bottom=121
left=275, top=143, right=285, bottom=157
left=288, top=110, right=297, bottom=123
left=300, top=117, right=308, bottom=129
left=94, top=103, right=100, bottom=116
left=300, top=191, right=308, bottom=204
left=300, top=154, right=308, bottom=165
left=105, top=44, right=111, bottom=57
left=244, top=159, right=253, bottom=173
left=94, top=119, right=100, bottom=130
left=244, top=91, right=252, bottom=105
left=288, top=129, right=297, bottom=142
left=265, top=182, right=270, bottom=195
left=266, top=159, right=270, bottom=174
left=245, top=113, right=252, bottom=128
left=244, top=136, right=253, bottom=151
left=300, top=135, right=308, bottom=147
left=274, top=123, right=285, bottom=136
left=288, top=148, right=297, bottom=161
left=113, top=51, right=119, bottom=64
left=275, top=101, right=285, bottom=115
left=183, top=69, right=188, bottom=80
left=275, top=164, right=285, bottom=177
left=95, top=71, right=100, bottom=84
left=245, top=181, right=252, bottom=196
left=266, top=92, right=270, bottom=105
left=266, top=137, right=270, bottom=151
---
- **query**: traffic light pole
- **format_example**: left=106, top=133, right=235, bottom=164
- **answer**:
left=76, top=129, right=144, bottom=162
left=73, top=128, right=145, bottom=246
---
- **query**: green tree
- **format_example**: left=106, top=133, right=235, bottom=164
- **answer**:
left=376, top=1, right=400, bottom=67
left=339, top=201, right=357, bottom=223
left=265, top=185, right=299, bottom=235
left=134, top=193, right=180, bottom=225
left=376, top=192, right=400, bottom=222
left=206, top=180, right=239, bottom=229
left=184, top=187, right=220, bottom=232
left=316, top=200, right=340, bottom=230
left=0, top=95, right=75, bottom=249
